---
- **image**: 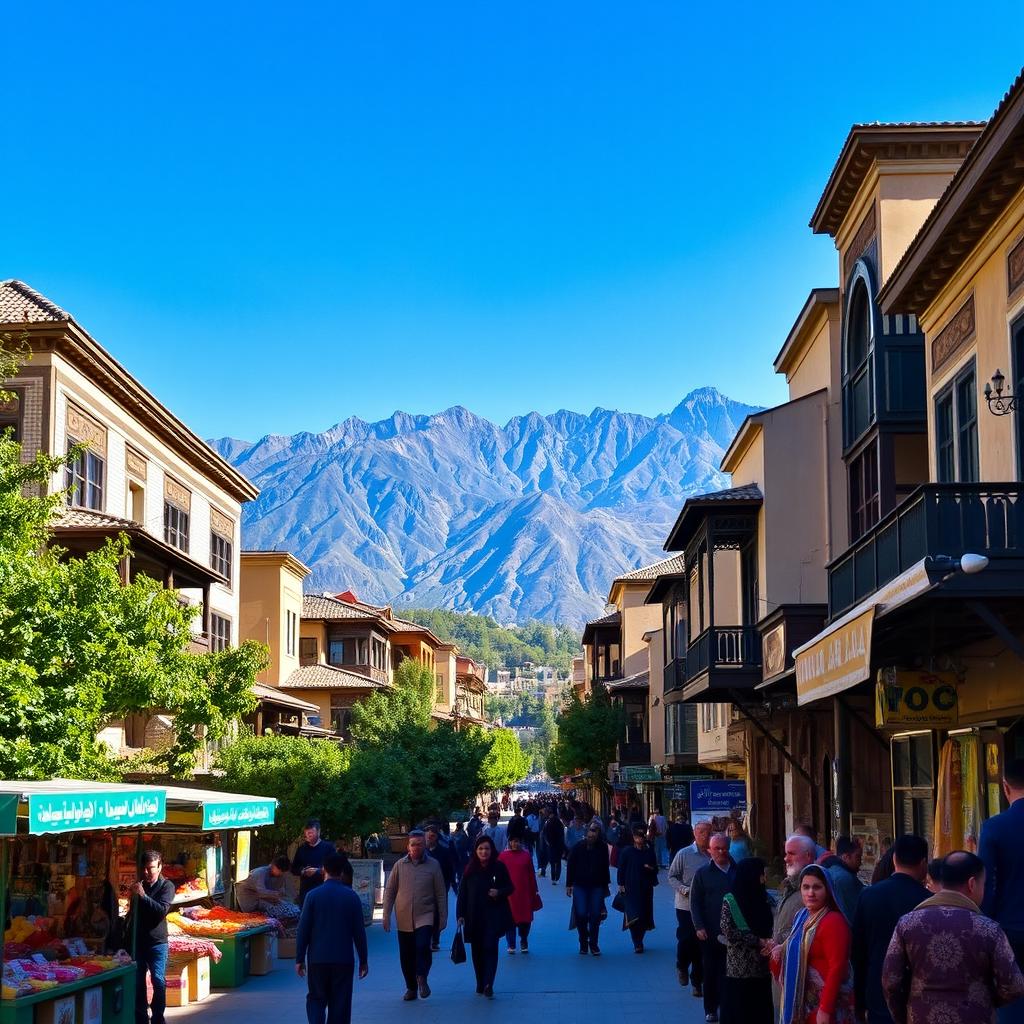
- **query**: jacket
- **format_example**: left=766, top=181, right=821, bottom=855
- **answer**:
left=667, top=821, right=694, bottom=856
left=426, top=841, right=457, bottom=891
left=133, top=876, right=175, bottom=948
left=498, top=848, right=539, bottom=924
left=773, top=874, right=802, bottom=945
left=851, top=871, right=929, bottom=1023
left=456, top=859, right=514, bottom=944
left=667, top=842, right=710, bottom=911
left=383, top=855, right=447, bottom=932
left=689, top=860, right=735, bottom=938
left=979, top=796, right=1024, bottom=936
left=542, top=814, right=565, bottom=850
left=295, top=879, right=368, bottom=967
left=565, top=840, right=610, bottom=890
left=822, top=855, right=865, bottom=922
left=291, top=838, right=334, bottom=905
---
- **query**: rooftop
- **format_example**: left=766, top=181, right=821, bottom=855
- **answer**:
left=611, top=554, right=686, bottom=585
left=281, top=664, right=389, bottom=690
left=663, top=484, right=764, bottom=553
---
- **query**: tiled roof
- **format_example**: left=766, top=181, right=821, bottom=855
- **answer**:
left=281, top=664, right=388, bottom=690
left=52, top=507, right=137, bottom=531
left=664, top=484, right=764, bottom=553
left=685, top=483, right=763, bottom=504
left=605, top=670, right=650, bottom=692
left=612, top=554, right=686, bottom=584
left=584, top=610, right=620, bottom=629
left=0, top=280, right=70, bottom=325
left=302, top=594, right=386, bottom=622
left=252, top=682, right=320, bottom=712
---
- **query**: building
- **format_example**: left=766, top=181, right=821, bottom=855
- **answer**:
left=0, top=279, right=259, bottom=754
left=455, top=655, right=488, bottom=727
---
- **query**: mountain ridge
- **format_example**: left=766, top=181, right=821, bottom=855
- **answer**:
left=212, top=387, right=760, bottom=628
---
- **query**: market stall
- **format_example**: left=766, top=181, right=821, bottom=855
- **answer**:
left=0, top=780, right=168, bottom=1024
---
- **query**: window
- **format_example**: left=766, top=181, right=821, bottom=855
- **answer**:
left=211, top=531, right=232, bottom=583
left=330, top=696, right=353, bottom=741
left=665, top=703, right=697, bottom=756
left=936, top=391, right=954, bottom=483
left=372, top=637, right=387, bottom=671
left=843, top=280, right=876, bottom=447
left=164, top=502, right=189, bottom=551
left=329, top=639, right=345, bottom=666
left=849, top=442, right=880, bottom=541
left=891, top=732, right=934, bottom=845
left=0, top=390, right=21, bottom=442
left=934, top=362, right=978, bottom=483
left=127, top=481, right=145, bottom=524
left=300, top=637, right=318, bottom=663
left=65, top=438, right=105, bottom=510
left=285, top=610, right=297, bottom=657
left=210, top=613, right=231, bottom=652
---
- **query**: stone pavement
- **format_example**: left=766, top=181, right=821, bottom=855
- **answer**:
left=168, top=863, right=710, bottom=1024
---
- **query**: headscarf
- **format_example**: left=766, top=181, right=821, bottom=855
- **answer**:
left=780, top=864, right=842, bottom=1024
left=724, top=857, right=772, bottom=938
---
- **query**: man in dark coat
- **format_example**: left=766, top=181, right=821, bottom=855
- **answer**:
left=292, top=819, right=335, bottom=907
left=980, top=758, right=1024, bottom=1024
left=542, top=806, right=566, bottom=884
left=617, top=824, right=659, bottom=952
left=296, top=854, right=368, bottom=1024
left=425, top=825, right=457, bottom=951
left=667, top=813, right=695, bottom=863
left=851, top=833, right=929, bottom=1024
left=689, top=832, right=735, bottom=1024
left=566, top=823, right=611, bottom=955
left=132, top=851, right=175, bottom=1024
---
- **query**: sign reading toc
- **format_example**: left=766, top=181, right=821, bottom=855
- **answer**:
left=875, top=669, right=958, bottom=727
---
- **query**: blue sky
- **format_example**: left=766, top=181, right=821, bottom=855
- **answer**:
left=5, top=3, right=1023, bottom=440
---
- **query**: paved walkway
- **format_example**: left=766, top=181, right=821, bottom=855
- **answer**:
left=168, top=862, right=709, bottom=1024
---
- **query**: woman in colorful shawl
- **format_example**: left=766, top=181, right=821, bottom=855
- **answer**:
left=719, top=857, right=774, bottom=1024
left=770, top=864, right=855, bottom=1024
left=616, top=824, right=659, bottom=952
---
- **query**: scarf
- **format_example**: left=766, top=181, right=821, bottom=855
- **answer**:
left=723, top=893, right=749, bottom=931
left=780, top=906, right=829, bottom=1024
left=915, top=890, right=979, bottom=913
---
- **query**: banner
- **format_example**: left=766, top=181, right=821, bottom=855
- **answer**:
left=689, top=781, right=746, bottom=826
left=28, top=789, right=166, bottom=834
left=623, top=765, right=660, bottom=782
left=795, top=608, right=873, bottom=705
left=201, top=798, right=276, bottom=830
left=875, top=669, right=957, bottom=727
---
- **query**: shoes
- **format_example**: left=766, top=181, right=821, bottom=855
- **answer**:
left=483, top=985, right=494, bottom=999
left=539, top=870, right=546, bottom=877
left=403, top=990, right=417, bottom=1001
left=677, top=968, right=689, bottom=987
left=633, top=944, right=645, bottom=954
left=551, top=880, right=559, bottom=885
left=417, top=977, right=430, bottom=999
left=520, top=941, right=529, bottom=954
left=579, top=945, right=589, bottom=955
left=506, top=947, right=516, bottom=955
left=692, top=985, right=703, bottom=998
left=589, top=945, right=601, bottom=956
left=476, top=986, right=484, bottom=995
left=705, top=1014, right=718, bottom=1023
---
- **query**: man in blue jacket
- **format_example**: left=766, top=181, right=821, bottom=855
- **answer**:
left=296, top=854, right=368, bottom=1024
left=980, top=758, right=1024, bottom=1024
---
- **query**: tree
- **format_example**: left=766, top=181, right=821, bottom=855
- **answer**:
left=0, top=337, right=264, bottom=778
left=546, top=688, right=624, bottom=791
left=480, top=727, right=532, bottom=790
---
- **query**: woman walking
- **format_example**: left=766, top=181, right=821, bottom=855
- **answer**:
left=616, top=824, right=659, bottom=953
left=499, top=832, right=540, bottom=954
left=456, top=835, right=514, bottom=998
left=771, top=864, right=855, bottom=1024
left=719, top=857, right=774, bottom=1024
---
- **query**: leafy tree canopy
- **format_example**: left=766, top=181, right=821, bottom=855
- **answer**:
left=546, top=688, right=624, bottom=791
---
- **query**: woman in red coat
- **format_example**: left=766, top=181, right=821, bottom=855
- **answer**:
left=499, top=831, right=541, bottom=953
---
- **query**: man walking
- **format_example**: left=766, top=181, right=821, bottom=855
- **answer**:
left=981, top=758, right=1024, bottom=1024
left=689, top=832, right=735, bottom=1023
left=424, top=825, right=457, bottom=952
left=542, top=805, right=565, bottom=884
left=851, top=833, right=929, bottom=1024
left=292, top=819, right=334, bottom=907
left=668, top=820, right=711, bottom=998
left=132, top=851, right=175, bottom=1024
left=383, top=831, right=447, bottom=1001
left=648, top=807, right=668, bottom=868
left=883, top=851, right=1024, bottom=1024
left=295, top=854, right=368, bottom=1024
left=482, top=809, right=507, bottom=853
left=667, top=812, right=695, bottom=865
left=566, top=822, right=611, bottom=956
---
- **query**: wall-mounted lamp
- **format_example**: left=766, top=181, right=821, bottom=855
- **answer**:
left=984, top=369, right=1017, bottom=415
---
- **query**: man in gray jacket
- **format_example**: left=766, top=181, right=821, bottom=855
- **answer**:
left=689, top=833, right=735, bottom=1024
left=383, top=832, right=447, bottom=1001
left=667, top=821, right=711, bottom=997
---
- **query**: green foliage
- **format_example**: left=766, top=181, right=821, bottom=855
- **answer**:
left=348, top=657, right=434, bottom=746
left=546, top=688, right=624, bottom=790
left=0, top=336, right=264, bottom=779
left=400, top=607, right=579, bottom=673
left=480, top=727, right=532, bottom=790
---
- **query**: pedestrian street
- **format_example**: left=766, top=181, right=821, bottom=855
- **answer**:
left=166, top=867, right=709, bottom=1024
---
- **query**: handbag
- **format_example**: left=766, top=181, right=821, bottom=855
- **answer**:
left=532, top=890, right=543, bottom=912
left=450, top=927, right=466, bottom=965
left=611, top=891, right=626, bottom=914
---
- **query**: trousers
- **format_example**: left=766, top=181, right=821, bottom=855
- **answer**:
left=701, top=939, right=727, bottom=1017
left=572, top=885, right=604, bottom=949
left=135, top=942, right=169, bottom=1024
left=397, top=926, right=433, bottom=990
left=505, top=922, right=531, bottom=949
left=470, top=932, right=500, bottom=989
left=676, top=909, right=703, bottom=982
left=305, top=963, right=354, bottom=1024
left=548, top=848, right=563, bottom=882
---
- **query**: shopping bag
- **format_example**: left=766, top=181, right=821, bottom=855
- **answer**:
left=450, top=927, right=467, bottom=964
left=611, top=891, right=626, bottom=914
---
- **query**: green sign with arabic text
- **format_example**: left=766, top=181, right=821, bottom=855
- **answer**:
left=28, top=790, right=166, bottom=834
left=202, top=799, right=276, bottom=830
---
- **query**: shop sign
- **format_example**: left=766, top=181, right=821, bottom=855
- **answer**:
left=689, top=781, right=747, bottom=825
left=28, top=789, right=166, bottom=834
left=795, top=608, right=874, bottom=705
left=875, top=669, right=958, bottom=727
left=201, top=798, right=276, bottom=830
left=0, top=794, right=17, bottom=835
left=667, top=785, right=689, bottom=801
left=623, top=765, right=660, bottom=782
left=349, top=859, right=384, bottom=925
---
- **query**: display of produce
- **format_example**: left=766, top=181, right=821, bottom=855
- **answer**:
left=167, top=936, right=222, bottom=963
left=1, top=951, right=131, bottom=999
left=167, top=906, right=282, bottom=938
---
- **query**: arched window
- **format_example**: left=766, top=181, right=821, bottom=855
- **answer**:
left=846, top=282, right=870, bottom=374
left=842, top=261, right=878, bottom=449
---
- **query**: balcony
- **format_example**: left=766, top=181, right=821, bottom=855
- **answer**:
left=683, top=626, right=763, bottom=701
left=663, top=657, right=686, bottom=694
left=617, top=741, right=651, bottom=766
left=828, top=483, right=1024, bottom=619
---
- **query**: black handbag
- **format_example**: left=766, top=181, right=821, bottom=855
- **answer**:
left=451, top=927, right=466, bottom=964
left=611, top=891, right=626, bottom=913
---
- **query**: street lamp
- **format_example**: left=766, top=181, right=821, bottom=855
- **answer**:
left=928, top=553, right=990, bottom=579
left=984, top=369, right=1017, bottom=415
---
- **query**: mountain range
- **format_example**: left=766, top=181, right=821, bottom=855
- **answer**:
left=211, top=387, right=758, bottom=628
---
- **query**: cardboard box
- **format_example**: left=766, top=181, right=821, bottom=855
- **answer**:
left=164, top=961, right=191, bottom=1007
left=187, top=955, right=211, bottom=1002
left=250, top=932, right=278, bottom=975
left=37, top=995, right=76, bottom=1024
left=277, top=936, right=296, bottom=960
left=77, top=986, right=103, bottom=1024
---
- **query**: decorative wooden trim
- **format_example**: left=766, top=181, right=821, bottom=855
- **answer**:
left=844, top=205, right=877, bottom=279
left=125, top=447, right=148, bottom=481
left=931, top=294, right=976, bottom=373
left=210, top=507, right=234, bottom=538
left=1009, top=235, right=1024, bottom=297
left=164, top=475, right=191, bottom=511
left=66, top=402, right=107, bottom=456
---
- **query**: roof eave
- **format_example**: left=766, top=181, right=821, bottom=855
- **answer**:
left=773, top=288, right=841, bottom=375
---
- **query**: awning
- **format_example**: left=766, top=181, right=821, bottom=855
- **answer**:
left=793, top=558, right=935, bottom=705
left=0, top=780, right=168, bottom=835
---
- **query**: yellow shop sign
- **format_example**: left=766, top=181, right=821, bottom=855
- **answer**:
left=875, top=669, right=958, bottom=728
left=795, top=608, right=874, bottom=705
